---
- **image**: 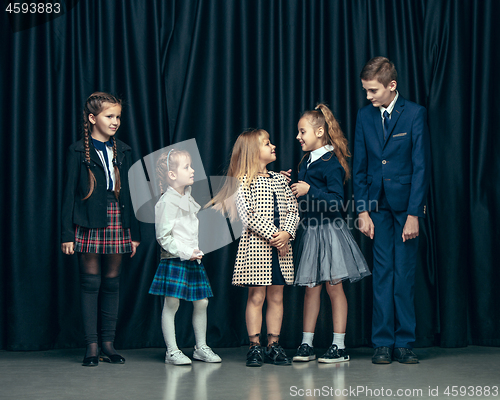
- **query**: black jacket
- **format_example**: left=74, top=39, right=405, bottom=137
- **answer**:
left=61, top=138, right=141, bottom=243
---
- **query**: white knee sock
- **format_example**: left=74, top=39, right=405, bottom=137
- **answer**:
left=192, top=298, right=208, bottom=349
left=332, top=332, right=345, bottom=349
left=302, top=332, right=314, bottom=347
left=162, top=297, right=180, bottom=353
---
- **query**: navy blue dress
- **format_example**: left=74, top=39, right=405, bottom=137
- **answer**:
left=294, top=152, right=370, bottom=286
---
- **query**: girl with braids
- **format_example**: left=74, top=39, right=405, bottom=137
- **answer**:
left=149, top=149, right=221, bottom=365
left=61, top=92, right=141, bottom=366
left=282, top=104, right=370, bottom=364
left=209, top=129, right=299, bottom=367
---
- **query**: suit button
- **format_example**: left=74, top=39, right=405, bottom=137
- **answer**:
left=382, top=160, right=387, bottom=164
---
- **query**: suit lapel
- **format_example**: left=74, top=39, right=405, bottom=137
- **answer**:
left=89, top=146, right=105, bottom=169
left=383, top=95, right=405, bottom=148
left=76, top=138, right=126, bottom=169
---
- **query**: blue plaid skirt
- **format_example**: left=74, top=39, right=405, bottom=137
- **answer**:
left=149, top=258, right=213, bottom=301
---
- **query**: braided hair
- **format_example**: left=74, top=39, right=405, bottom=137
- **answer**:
left=156, top=149, right=191, bottom=194
left=82, top=92, right=122, bottom=200
left=299, top=104, right=351, bottom=182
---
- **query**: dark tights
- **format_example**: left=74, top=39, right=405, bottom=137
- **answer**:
left=78, top=253, right=122, bottom=358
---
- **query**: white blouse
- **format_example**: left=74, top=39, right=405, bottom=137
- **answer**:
left=94, top=145, right=116, bottom=190
left=155, top=186, right=202, bottom=262
left=307, top=144, right=334, bottom=167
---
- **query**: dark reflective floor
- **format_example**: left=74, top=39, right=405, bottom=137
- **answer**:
left=1, top=346, right=499, bottom=399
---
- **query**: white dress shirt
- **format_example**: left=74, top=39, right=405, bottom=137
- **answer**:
left=307, top=144, right=334, bottom=167
left=379, top=91, right=399, bottom=122
left=155, top=186, right=202, bottom=262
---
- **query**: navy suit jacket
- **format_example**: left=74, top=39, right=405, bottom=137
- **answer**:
left=298, top=152, right=345, bottom=224
left=353, top=95, right=431, bottom=218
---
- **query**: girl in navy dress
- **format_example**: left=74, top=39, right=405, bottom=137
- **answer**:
left=284, top=104, right=370, bottom=363
left=149, top=149, right=221, bottom=365
left=61, top=92, right=141, bottom=366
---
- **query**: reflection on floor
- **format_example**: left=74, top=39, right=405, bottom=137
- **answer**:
left=1, top=346, right=499, bottom=399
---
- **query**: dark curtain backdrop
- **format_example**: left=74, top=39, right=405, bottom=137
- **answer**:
left=1, top=0, right=499, bottom=351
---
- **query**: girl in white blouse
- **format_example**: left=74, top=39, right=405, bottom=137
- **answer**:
left=149, top=149, right=221, bottom=365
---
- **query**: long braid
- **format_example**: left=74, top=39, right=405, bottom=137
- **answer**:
left=82, top=118, right=97, bottom=200
left=112, top=140, right=121, bottom=200
left=156, top=152, right=170, bottom=195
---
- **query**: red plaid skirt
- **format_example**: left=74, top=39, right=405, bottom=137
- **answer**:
left=74, top=199, right=132, bottom=254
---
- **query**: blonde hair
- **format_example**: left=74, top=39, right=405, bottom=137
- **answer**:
left=207, top=128, right=268, bottom=219
left=300, top=104, right=351, bottom=182
left=156, top=149, right=191, bottom=194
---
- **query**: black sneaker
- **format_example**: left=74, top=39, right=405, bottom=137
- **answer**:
left=393, top=347, right=419, bottom=364
left=293, top=343, right=316, bottom=362
left=246, top=345, right=263, bottom=367
left=318, top=344, right=350, bottom=363
left=264, top=343, right=291, bottom=365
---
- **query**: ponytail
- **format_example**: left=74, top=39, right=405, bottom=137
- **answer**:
left=302, top=104, right=351, bottom=182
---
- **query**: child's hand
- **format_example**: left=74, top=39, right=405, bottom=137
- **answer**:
left=130, top=241, right=141, bottom=257
left=61, top=242, right=75, bottom=255
left=189, top=249, right=204, bottom=261
left=358, top=212, right=374, bottom=239
left=269, top=231, right=291, bottom=248
left=291, top=181, right=310, bottom=198
left=280, top=169, right=292, bottom=184
left=278, top=245, right=289, bottom=258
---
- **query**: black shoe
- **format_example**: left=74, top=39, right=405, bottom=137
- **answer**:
left=82, top=356, right=99, bottom=367
left=293, top=343, right=316, bottom=362
left=318, top=344, right=350, bottom=363
left=246, top=345, right=263, bottom=367
left=372, top=346, right=392, bottom=364
left=99, top=351, right=126, bottom=364
left=393, top=348, right=419, bottom=364
left=264, top=343, right=291, bottom=365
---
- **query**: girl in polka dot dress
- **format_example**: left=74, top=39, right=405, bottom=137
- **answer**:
left=209, top=129, right=299, bottom=367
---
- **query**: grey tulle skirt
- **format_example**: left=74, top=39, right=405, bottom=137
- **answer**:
left=294, top=217, right=371, bottom=287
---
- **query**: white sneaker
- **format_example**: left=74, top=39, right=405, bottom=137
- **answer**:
left=165, top=349, right=192, bottom=365
left=193, top=345, right=222, bottom=363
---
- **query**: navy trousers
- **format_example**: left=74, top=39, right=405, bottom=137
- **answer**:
left=370, top=191, right=419, bottom=349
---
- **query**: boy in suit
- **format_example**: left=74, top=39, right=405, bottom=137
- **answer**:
left=353, top=57, right=431, bottom=364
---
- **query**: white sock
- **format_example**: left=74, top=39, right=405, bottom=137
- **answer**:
left=192, top=298, right=208, bottom=349
left=332, top=332, right=345, bottom=349
left=302, top=332, right=314, bottom=347
left=162, top=296, right=180, bottom=353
